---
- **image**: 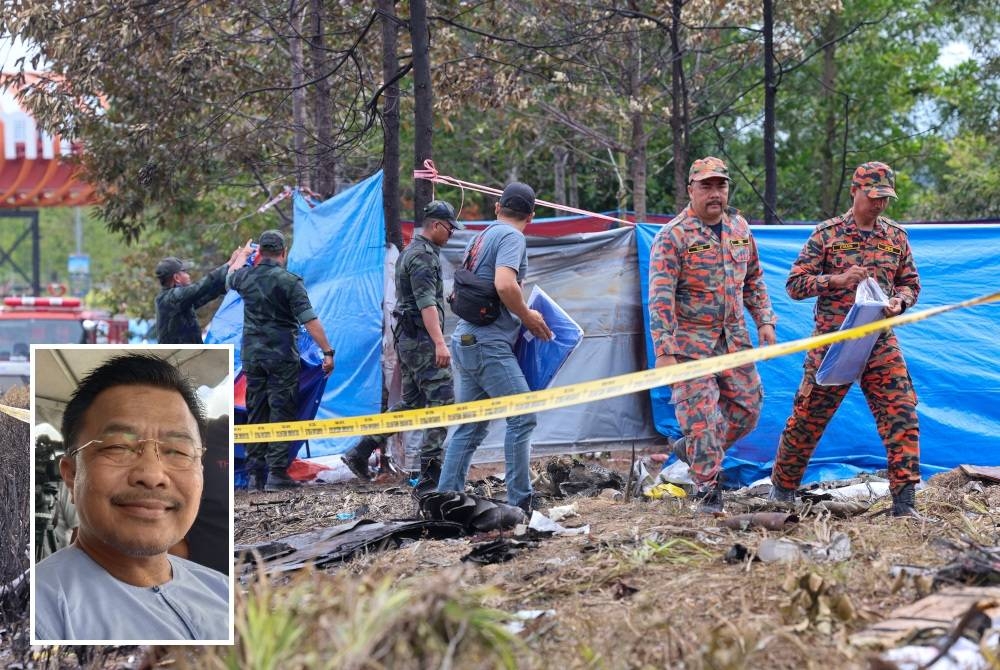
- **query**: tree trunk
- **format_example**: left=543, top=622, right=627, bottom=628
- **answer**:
left=763, top=0, right=778, bottom=224
left=310, top=0, right=335, bottom=198
left=290, top=1, right=308, bottom=191
left=625, top=13, right=647, bottom=223
left=669, top=0, right=688, bottom=215
left=568, top=151, right=579, bottom=209
left=553, top=146, right=568, bottom=206
left=380, top=0, right=402, bottom=250
left=630, top=111, right=647, bottom=223
left=818, top=14, right=841, bottom=218
left=410, top=0, right=433, bottom=221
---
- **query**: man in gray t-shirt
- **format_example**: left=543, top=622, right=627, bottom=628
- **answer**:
left=437, top=182, right=552, bottom=512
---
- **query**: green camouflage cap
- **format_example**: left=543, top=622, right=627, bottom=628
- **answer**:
left=688, top=156, right=731, bottom=183
left=852, top=161, right=897, bottom=199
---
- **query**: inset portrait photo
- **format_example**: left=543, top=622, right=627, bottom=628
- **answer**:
left=30, top=345, right=234, bottom=645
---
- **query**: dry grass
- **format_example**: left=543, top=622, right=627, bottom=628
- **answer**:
left=13, top=455, right=1000, bottom=669
left=212, top=458, right=1000, bottom=670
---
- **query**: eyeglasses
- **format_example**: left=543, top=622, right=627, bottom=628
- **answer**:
left=437, top=220, right=457, bottom=238
left=70, top=434, right=206, bottom=471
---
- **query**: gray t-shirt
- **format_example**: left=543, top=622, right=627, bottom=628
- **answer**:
left=453, top=222, right=528, bottom=348
left=34, top=545, right=230, bottom=642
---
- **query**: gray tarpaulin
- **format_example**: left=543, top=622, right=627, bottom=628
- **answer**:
left=432, top=226, right=663, bottom=464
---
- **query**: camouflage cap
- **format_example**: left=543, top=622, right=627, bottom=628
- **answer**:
left=851, top=161, right=897, bottom=199
left=423, top=199, right=465, bottom=229
left=688, top=156, right=731, bottom=183
left=258, top=229, right=286, bottom=251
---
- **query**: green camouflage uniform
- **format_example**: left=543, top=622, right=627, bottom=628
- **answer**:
left=371, top=234, right=455, bottom=462
left=155, top=264, right=229, bottom=344
left=226, top=258, right=319, bottom=476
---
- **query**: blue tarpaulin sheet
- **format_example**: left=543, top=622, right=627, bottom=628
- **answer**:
left=206, top=171, right=385, bottom=458
left=637, top=223, right=1000, bottom=486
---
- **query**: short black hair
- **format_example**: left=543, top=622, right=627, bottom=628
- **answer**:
left=61, top=353, right=207, bottom=450
left=498, top=206, right=532, bottom=222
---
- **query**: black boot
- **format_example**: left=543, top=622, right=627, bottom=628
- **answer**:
left=343, top=437, right=378, bottom=481
left=768, top=481, right=797, bottom=504
left=695, top=483, right=724, bottom=515
left=264, top=469, right=302, bottom=492
left=245, top=459, right=265, bottom=491
left=412, top=456, right=442, bottom=499
left=671, top=436, right=689, bottom=465
left=892, top=483, right=920, bottom=517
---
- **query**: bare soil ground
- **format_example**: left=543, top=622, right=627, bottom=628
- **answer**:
left=9, top=455, right=998, bottom=669
left=218, top=455, right=1000, bottom=670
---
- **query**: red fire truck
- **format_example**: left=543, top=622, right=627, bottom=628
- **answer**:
left=0, top=296, right=130, bottom=354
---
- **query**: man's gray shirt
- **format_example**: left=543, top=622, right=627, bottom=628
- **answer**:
left=453, top=222, right=528, bottom=348
left=34, top=545, right=229, bottom=641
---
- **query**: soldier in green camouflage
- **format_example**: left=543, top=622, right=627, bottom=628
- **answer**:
left=226, top=230, right=335, bottom=492
left=342, top=201, right=463, bottom=493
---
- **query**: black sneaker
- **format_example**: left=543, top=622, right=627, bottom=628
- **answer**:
left=264, top=471, right=302, bottom=492
left=342, top=444, right=373, bottom=481
left=768, top=482, right=797, bottom=504
left=695, top=484, right=724, bottom=515
left=671, top=436, right=689, bottom=464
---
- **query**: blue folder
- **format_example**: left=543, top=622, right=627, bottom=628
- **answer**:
left=515, top=286, right=584, bottom=391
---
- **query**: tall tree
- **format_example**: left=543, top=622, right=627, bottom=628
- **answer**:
left=410, top=0, right=434, bottom=220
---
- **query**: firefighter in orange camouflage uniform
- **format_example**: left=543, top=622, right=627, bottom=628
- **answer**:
left=648, top=156, right=777, bottom=514
left=769, top=161, right=922, bottom=517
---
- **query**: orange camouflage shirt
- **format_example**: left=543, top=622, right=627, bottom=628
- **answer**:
left=649, top=206, right=776, bottom=359
left=787, top=211, right=920, bottom=334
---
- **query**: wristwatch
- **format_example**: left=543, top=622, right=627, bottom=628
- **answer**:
left=323, top=350, right=335, bottom=357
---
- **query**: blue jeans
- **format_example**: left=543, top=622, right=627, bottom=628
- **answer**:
left=437, top=339, right=536, bottom=507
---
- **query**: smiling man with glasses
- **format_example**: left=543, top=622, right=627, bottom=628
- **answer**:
left=33, top=353, right=229, bottom=642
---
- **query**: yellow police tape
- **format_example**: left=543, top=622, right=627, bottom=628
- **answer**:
left=231, top=289, right=1000, bottom=443
left=2, top=290, right=996, bottom=435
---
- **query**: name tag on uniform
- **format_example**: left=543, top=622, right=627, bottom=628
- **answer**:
left=877, top=242, right=901, bottom=254
left=729, top=238, right=750, bottom=247
left=830, top=242, right=860, bottom=251
left=687, top=243, right=712, bottom=254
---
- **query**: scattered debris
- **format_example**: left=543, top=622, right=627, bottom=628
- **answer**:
left=959, top=464, right=1000, bottom=484
left=758, top=532, right=852, bottom=563
left=545, top=456, right=625, bottom=497
left=419, top=491, right=527, bottom=532
left=236, top=518, right=466, bottom=574
left=462, top=537, right=540, bottom=565
left=719, top=512, right=798, bottom=531
left=931, top=539, right=1000, bottom=588
left=525, top=511, right=590, bottom=537
left=851, top=585, right=1000, bottom=658
left=504, top=609, right=556, bottom=635
left=546, top=503, right=579, bottom=521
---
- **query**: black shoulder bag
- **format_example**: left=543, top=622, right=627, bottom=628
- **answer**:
left=448, top=231, right=503, bottom=325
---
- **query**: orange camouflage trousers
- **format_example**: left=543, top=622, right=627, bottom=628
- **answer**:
left=671, top=360, right=763, bottom=487
left=771, top=334, right=920, bottom=495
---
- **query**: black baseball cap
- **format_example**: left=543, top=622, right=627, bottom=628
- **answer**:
left=423, top=200, right=465, bottom=229
left=155, top=257, right=192, bottom=280
left=258, top=229, right=286, bottom=251
left=499, top=181, right=536, bottom=214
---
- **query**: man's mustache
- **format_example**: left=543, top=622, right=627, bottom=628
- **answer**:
left=110, top=492, right=184, bottom=509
